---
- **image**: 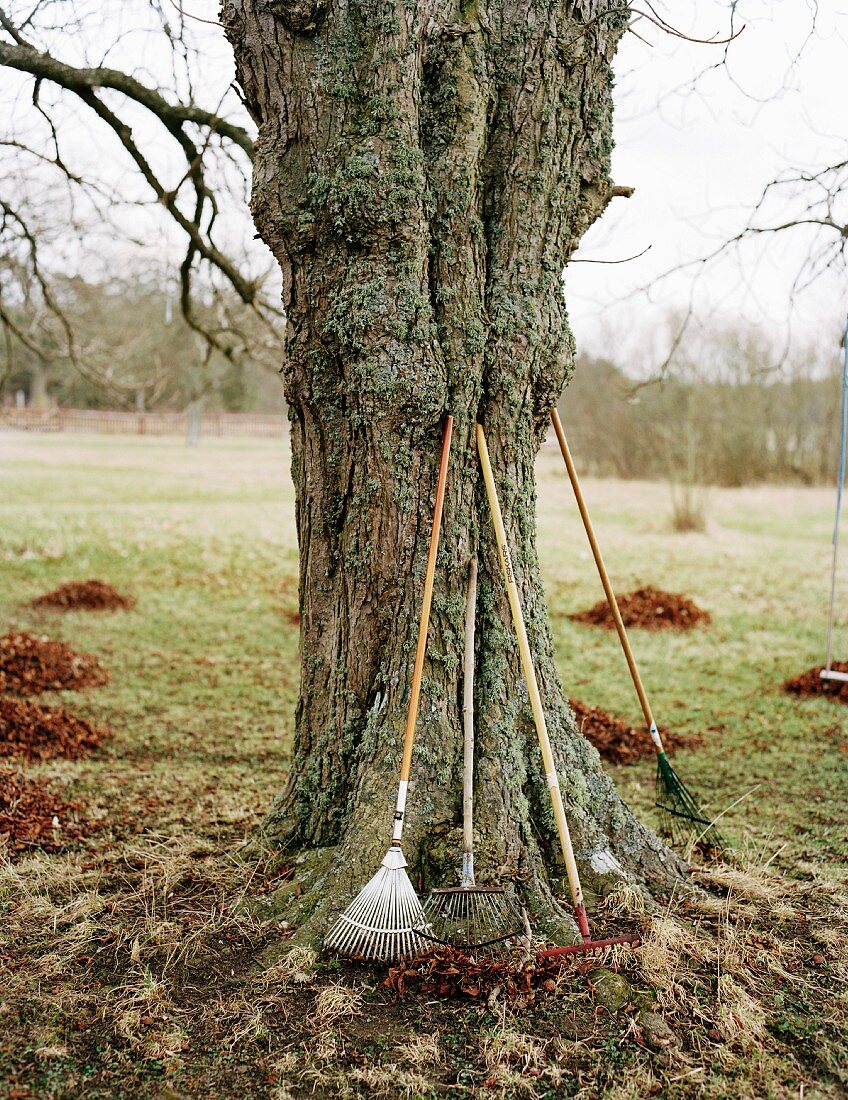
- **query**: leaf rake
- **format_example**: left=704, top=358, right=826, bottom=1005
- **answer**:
left=477, top=424, right=640, bottom=959
left=324, top=415, right=453, bottom=962
left=550, top=409, right=725, bottom=854
left=418, top=557, right=525, bottom=952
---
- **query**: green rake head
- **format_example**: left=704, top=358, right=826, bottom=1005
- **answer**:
left=655, top=752, right=725, bottom=855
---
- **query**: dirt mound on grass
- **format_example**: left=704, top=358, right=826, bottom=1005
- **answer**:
left=0, top=632, right=109, bottom=696
left=570, top=586, right=710, bottom=631
left=0, top=697, right=110, bottom=761
left=570, top=700, right=700, bottom=765
left=0, top=769, right=90, bottom=854
left=31, top=579, right=135, bottom=611
left=784, top=662, right=848, bottom=703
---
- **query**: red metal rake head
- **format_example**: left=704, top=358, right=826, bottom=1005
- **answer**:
left=536, top=903, right=641, bottom=960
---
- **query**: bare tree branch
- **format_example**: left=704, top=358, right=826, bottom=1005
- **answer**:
left=0, top=37, right=255, bottom=157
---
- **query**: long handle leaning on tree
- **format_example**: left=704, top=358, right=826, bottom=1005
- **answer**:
left=461, top=557, right=477, bottom=886
left=391, top=414, right=454, bottom=848
left=475, top=423, right=592, bottom=942
left=550, top=408, right=665, bottom=755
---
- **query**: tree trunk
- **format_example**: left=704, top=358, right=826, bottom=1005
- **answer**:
left=222, top=0, right=684, bottom=941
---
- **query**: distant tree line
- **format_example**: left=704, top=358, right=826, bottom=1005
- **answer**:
left=560, top=327, right=842, bottom=487
left=0, top=276, right=282, bottom=414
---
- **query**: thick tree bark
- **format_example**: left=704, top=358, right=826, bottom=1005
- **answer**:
left=223, top=0, right=684, bottom=941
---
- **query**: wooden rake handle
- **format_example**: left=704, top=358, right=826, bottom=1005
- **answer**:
left=475, top=424, right=587, bottom=920
left=462, top=557, right=477, bottom=862
left=550, top=409, right=660, bottom=746
left=399, top=415, right=454, bottom=785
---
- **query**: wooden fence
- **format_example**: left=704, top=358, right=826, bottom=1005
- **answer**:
left=0, top=407, right=287, bottom=438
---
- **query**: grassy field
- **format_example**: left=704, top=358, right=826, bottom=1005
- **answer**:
left=0, top=431, right=846, bottom=1099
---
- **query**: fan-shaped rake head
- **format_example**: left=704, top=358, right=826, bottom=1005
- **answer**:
left=324, top=847, right=427, bottom=962
left=655, top=753, right=725, bottom=854
left=416, top=886, right=526, bottom=952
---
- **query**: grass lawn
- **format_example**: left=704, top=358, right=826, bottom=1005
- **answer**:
left=0, top=431, right=846, bottom=1099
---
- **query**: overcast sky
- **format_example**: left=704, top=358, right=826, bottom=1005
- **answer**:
left=568, top=2, right=848, bottom=370
left=167, top=0, right=848, bottom=370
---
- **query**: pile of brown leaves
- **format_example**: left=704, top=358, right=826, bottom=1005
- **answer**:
left=0, top=632, right=109, bottom=696
left=784, top=662, right=848, bottom=704
left=0, top=697, right=110, bottom=761
left=570, top=700, right=700, bottom=765
left=30, top=579, right=135, bottom=612
left=0, top=768, right=91, bottom=853
left=570, top=586, right=711, bottom=631
left=383, top=946, right=570, bottom=1001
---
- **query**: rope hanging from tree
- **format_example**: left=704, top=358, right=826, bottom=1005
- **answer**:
left=823, top=315, right=848, bottom=676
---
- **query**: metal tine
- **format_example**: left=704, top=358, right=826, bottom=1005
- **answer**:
left=420, top=886, right=525, bottom=952
left=418, top=556, right=526, bottom=955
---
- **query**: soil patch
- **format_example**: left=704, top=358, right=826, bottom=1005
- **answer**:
left=784, top=662, right=848, bottom=704
left=0, top=697, right=110, bottom=761
left=570, top=699, right=700, bottom=765
left=0, top=632, right=109, bottom=696
left=570, top=586, right=710, bottom=631
left=0, top=768, right=91, bottom=853
left=30, top=579, right=135, bottom=611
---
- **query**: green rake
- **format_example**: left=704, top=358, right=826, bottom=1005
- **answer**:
left=551, top=409, right=725, bottom=854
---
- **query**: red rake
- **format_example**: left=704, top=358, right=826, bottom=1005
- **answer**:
left=477, top=425, right=640, bottom=963
left=538, top=930, right=641, bottom=960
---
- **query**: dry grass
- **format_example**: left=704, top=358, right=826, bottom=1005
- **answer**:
left=393, top=1031, right=441, bottom=1068
left=260, top=945, right=318, bottom=988
left=312, top=982, right=363, bottom=1027
left=638, top=915, right=704, bottom=1008
left=349, top=1065, right=438, bottom=1098
left=603, top=881, right=651, bottom=917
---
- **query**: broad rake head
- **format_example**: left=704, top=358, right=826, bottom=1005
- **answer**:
left=324, top=846, right=427, bottom=962
left=655, top=753, right=726, bottom=854
left=418, top=885, right=525, bottom=952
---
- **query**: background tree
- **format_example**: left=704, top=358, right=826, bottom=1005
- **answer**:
left=0, top=0, right=281, bottom=397
left=0, top=272, right=284, bottom=410
left=560, top=320, right=841, bottom=488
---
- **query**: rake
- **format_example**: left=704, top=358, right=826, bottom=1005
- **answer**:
left=550, top=408, right=725, bottom=854
left=418, top=557, right=526, bottom=951
left=477, top=424, right=639, bottom=959
left=324, top=415, right=453, bottom=962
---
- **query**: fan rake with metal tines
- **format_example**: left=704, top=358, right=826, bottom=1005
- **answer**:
left=417, top=558, right=525, bottom=952
left=324, top=416, right=454, bottom=962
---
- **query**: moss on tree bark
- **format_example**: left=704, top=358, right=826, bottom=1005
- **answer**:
left=223, top=0, right=685, bottom=943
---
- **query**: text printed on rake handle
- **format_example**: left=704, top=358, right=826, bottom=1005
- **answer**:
left=502, top=547, right=516, bottom=587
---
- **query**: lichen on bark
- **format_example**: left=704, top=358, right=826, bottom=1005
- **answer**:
left=222, top=0, right=685, bottom=944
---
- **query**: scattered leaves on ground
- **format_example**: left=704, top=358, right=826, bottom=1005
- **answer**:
left=0, top=768, right=92, bottom=853
left=384, top=946, right=595, bottom=1001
